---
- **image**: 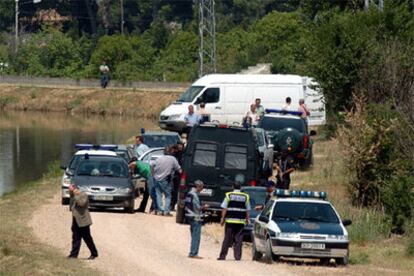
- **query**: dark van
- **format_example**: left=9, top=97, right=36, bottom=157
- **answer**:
left=176, top=123, right=269, bottom=223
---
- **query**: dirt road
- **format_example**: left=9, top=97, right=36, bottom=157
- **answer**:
left=29, top=194, right=348, bottom=276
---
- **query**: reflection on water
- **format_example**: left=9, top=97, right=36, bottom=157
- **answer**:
left=0, top=111, right=158, bottom=196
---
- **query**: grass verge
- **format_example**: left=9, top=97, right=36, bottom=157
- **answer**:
left=0, top=162, right=99, bottom=275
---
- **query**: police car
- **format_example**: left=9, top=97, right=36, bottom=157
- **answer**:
left=251, top=189, right=352, bottom=265
left=60, top=144, right=117, bottom=205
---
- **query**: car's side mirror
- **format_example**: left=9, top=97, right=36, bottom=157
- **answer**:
left=259, top=215, right=269, bottom=223
left=60, top=165, right=67, bottom=170
left=342, top=219, right=352, bottom=227
left=310, top=130, right=317, bottom=136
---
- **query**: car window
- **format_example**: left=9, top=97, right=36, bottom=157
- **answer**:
left=76, top=159, right=128, bottom=178
left=69, top=155, right=82, bottom=170
left=143, top=135, right=179, bottom=148
left=259, top=117, right=306, bottom=133
left=201, top=88, right=220, bottom=103
left=224, top=145, right=247, bottom=170
left=260, top=200, right=274, bottom=219
left=193, top=143, right=217, bottom=167
left=272, top=202, right=339, bottom=223
left=243, top=189, right=267, bottom=207
left=177, top=86, right=205, bottom=102
left=256, top=131, right=265, bottom=147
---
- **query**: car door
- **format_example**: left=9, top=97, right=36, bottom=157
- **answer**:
left=195, top=87, right=224, bottom=122
left=254, top=200, right=274, bottom=250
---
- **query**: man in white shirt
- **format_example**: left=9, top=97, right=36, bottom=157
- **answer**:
left=184, top=105, right=201, bottom=127
left=282, top=97, right=292, bottom=111
left=134, top=135, right=149, bottom=157
left=244, top=104, right=259, bottom=127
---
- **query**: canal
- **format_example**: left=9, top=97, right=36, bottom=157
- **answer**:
left=0, top=111, right=157, bottom=196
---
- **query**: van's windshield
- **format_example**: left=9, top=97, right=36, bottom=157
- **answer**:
left=177, top=86, right=205, bottom=102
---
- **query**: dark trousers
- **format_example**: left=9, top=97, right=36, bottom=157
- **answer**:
left=170, top=175, right=179, bottom=210
left=138, top=181, right=150, bottom=212
left=69, top=217, right=98, bottom=257
left=219, top=223, right=244, bottom=260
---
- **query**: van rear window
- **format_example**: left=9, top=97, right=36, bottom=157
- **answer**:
left=224, top=145, right=247, bottom=170
left=193, top=143, right=217, bottom=167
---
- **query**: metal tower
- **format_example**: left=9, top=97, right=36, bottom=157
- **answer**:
left=198, top=0, right=217, bottom=77
left=364, top=0, right=384, bottom=11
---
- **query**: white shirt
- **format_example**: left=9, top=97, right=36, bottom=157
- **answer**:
left=184, top=113, right=201, bottom=126
left=135, top=143, right=149, bottom=157
left=282, top=103, right=292, bottom=111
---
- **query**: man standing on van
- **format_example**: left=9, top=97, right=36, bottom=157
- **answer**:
left=185, top=180, right=209, bottom=259
left=298, top=99, right=310, bottom=120
left=218, top=174, right=250, bottom=261
left=283, top=97, right=292, bottom=111
left=255, top=98, right=265, bottom=118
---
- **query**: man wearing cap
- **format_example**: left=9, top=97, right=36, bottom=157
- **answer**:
left=185, top=180, right=209, bottom=259
left=217, top=175, right=250, bottom=261
left=67, top=184, right=98, bottom=260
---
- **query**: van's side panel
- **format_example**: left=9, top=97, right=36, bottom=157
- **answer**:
left=223, top=85, right=252, bottom=124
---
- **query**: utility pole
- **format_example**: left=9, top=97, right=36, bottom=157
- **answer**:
left=365, top=0, right=384, bottom=11
left=15, top=0, right=19, bottom=53
left=198, top=0, right=216, bottom=77
left=120, top=0, right=124, bottom=34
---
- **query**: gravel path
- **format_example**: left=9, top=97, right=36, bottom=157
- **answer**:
left=29, top=194, right=349, bottom=276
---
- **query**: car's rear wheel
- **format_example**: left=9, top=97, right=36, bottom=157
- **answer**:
left=251, top=234, right=263, bottom=261
left=263, top=237, right=274, bottom=264
left=61, top=198, right=69, bottom=205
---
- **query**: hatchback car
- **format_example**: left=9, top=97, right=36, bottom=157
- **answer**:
left=60, top=144, right=118, bottom=205
left=252, top=189, right=352, bottom=265
left=73, top=155, right=135, bottom=213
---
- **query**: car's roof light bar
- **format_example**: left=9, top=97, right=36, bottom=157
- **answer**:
left=265, top=109, right=303, bottom=116
left=275, top=189, right=327, bottom=199
left=75, top=144, right=118, bottom=151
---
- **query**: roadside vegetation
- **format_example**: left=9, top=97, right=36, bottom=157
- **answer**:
left=0, top=162, right=99, bottom=275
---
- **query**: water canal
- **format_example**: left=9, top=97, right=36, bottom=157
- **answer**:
left=0, top=111, right=158, bottom=196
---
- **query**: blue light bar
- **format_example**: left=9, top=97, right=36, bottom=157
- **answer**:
left=75, top=144, right=118, bottom=151
left=275, top=189, right=327, bottom=199
left=265, top=109, right=303, bottom=116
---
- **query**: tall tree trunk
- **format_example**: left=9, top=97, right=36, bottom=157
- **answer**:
left=84, top=0, right=97, bottom=34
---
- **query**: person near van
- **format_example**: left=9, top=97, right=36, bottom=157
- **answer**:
left=282, top=97, right=292, bottom=111
left=153, top=147, right=182, bottom=216
left=255, top=98, right=265, bottom=118
left=184, top=105, right=201, bottom=127
left=298, top=99, right=310, bottom=120
left=275, top=151, right=295, bottom=189
left=99, top=61, right=109, bottom=89
left=218, top=174, right=250, bottom=261
left=128, top=160, right=156, bottom=213
left=197, top=102, right=210, bottom=123
left=67, top=184, right=98, bottom=260
left=243, top=104, right=259, bottom=127
left=134, top=135, right=150, bottom=157
left=186, top=180, right=209, bottom=259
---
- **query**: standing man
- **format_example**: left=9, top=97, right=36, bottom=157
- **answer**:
left=217, top=174, right=250, bottom=261
left=282, top=97, right=292, bottom=111
left=184, top=105, right=200, bottom=134
left=185, top=180, right=209, bottom=259
left=171, top=142, right=185, bottom=211
left=128, top=160, right=156, bottom=213
left=197, top=102, right=210, bottom=123
left=243, top=104, right=259, bottom=127
left=134, top=135, right=149, bottom=158
left=275, top=150, right=295, bottom=190
left=67, top=184, right=98, bottom=260
left=255, top=98, right=265, bottom=118
left=153, top=147, right=182, bottom=216
left=298, top=99, right=310, bottom=128
left=99, top=60, right=110, bottom=89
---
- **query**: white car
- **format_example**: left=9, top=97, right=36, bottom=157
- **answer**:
left=60, top=144, right=117, bottom=205
left=252, top=189, right=352, bottom=265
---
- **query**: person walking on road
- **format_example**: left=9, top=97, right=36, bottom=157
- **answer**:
left=128, top=160, right=156, bottom=213
left=67, top=184, right=98, bottom=260
left=185, top=180, right=209, bottom=259
left=153, top=147, right=182, bottom=216
left=99, top=60, right=110, bottom=89
left=134, top=135, right=150, bottom=158
left=217, top=175, right=250, bottom=261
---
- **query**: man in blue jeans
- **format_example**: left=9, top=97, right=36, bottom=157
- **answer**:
left=153, top=147, right=181, bottom=216
left=185, top=180, right=209, bottom=259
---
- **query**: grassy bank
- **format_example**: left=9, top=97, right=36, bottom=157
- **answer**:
left=0, top=85, right=182, bottom=118
left=0, top=162, right=99, bottom=275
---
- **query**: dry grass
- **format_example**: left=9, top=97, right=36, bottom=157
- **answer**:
left=0, top=85, right=182, bottom=118
left=0, top=163, right=99, bottom=275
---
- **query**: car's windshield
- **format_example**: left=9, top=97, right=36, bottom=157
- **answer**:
left=69, top=155, right=82, bottom=170
left=143, top=135, right=179, bottom=148
left=242, top=189, right=267, bottom=207
left=177, top=86, right=205, bottom=102
left=272, top=202, right=339, bottom=223
left=259, top=117, right=306, bottom=133
left=76, top=159, right=128, bottom=178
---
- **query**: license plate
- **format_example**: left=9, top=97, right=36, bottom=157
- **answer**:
left=301, top=243, right=325, bottom=250
left=200, top=188, right=213, bottom=196
left=93, top=195, right=113, bottom=201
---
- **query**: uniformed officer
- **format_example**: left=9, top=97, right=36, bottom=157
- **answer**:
left=185, top=180, right=209, bottom=259
left=217, top=174, right=250, bottom=261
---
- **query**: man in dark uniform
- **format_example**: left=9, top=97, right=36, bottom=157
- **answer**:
left=67, top=184, right=98, bottom=259
left=217, top=175, right=250, bottom=261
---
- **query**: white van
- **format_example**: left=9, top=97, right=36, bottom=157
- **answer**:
left=159, top=74, right=325, bottom=132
